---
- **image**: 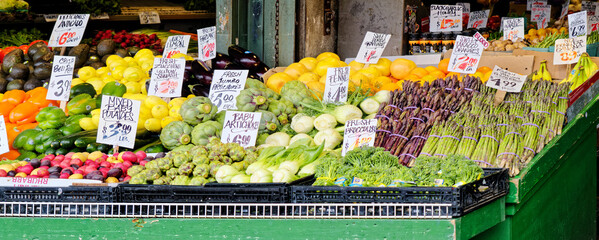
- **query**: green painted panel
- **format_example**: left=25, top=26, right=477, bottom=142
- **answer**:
left=247, top=0, right=264, bottom=60
left=277, top=0, right=296, bottom=66
left=262, top=0, right=277, bottom=67
left=216, top=0, right=234, bottom=54
left=456, top=197, right=505, bottom=239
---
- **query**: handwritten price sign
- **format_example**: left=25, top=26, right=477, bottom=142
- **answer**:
left=198, top=26, right=216, bottom=61
left=561, top=0, right=570, bottom=19
left=139, top=11, right=160, bottom=24
left=467, top=10, right=490, bottom=29
left=485, top=65, right=527, bottom=93
left=163, top=35, right=191, bottom=58
left=96, top=95, right=141, bottom=149
left=209, top=70, right=248, bottom=112
left=588, top=16, right=599, bottom=33
left=342, top=119, right=378, bottom=156
left=0, top=116, right=9, bottom=155
left=527, top=0, right=547, bottom=11
left=554, top=36, right=586, bottom=65
left=430, top=5, right=463, bottom=32
left=449, top=35, right=483, bottom=74
left=582, top=1, right=598, bottom=16
left=569, top=11, right=588, bottom=37
left=48, top=14, right=89, bottom=47
left=532, top=4, right=550, bottom=21
left=323, top=67, right=350, bottom=104
left=355, top=31, right=392, bottom=64
left=46, top=56, right=75, bottom=101
left=148, top=58, right=186, bottom=97
left=503, top=18, right=525, bottom=41
left=221, top=111, right=261, bottom=148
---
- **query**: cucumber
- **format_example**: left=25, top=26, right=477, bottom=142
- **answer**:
left=97, top=144, right=112, bottom=153
left=86, top=143, right=99, bottom=153
left=74, top=137, right=96, bottom=148
left=60, top=138, right=75, bottom=149
left=55, top=148, right=69, bottom=156
left=50, top=139, right=61, bottom=149
left=44, top=148, right=56, bottom=155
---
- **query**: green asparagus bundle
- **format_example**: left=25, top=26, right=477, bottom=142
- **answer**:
left=433, top=123, right=463, bottom=157
left=521, top=113, right=545, bottom=163
left=471, top=125, right=501, bottom=167
left=455, top=126, right=481, bottom=159
left=496, top=124, right=524, bottom=176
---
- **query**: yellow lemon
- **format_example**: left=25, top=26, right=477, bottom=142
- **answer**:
left=144, top=95, right=168, bottom=109
left=78, top=66, right=97, bottom=81
left=266, top=72, right=293, bottom=93
left=79, top=117, right=97, bottom=131
left=297, top=72, right=320, bottom=85
left=168, top=98, right=187, bottom=109
left=140, top=61, right=154, bottom=73
left=125, top=81, right=141, bottom=94
left=102, top=75, right=117, bottom=84
left=130, top=94, right=147, bottom=102
left=299, top=57, right=318, bottom=72
left=91, top=114, right=100, bottom=127
left=373, top=58, right=392, bottom=76
left=358, top=67, right=382, bottom=80
left=306, top=81, right=325, bottom=99
left=111, top=65, right=127, bottom=80
left=91, top=109, right=101, bottom=116
left=123, top=66, right=144, bottom=82
left=86, top=79, right=105, bottom=94
left=161, top=116, right=179, bottom=128
left=108, top=59, right=128, bottom=70
left=283, top=63, right=308, bottom=79
left=134, top=49, right=154, bottom=59
left=314, top=58, right=342, bottom=76
left=319, top=74, right=327, bottom=84
left=139, top=106, right=153, bottom=120
left=96, top=67, right=110, bottom=77
left=316, top=52, right=340, bottom=61
left=105, top=55, right=124, bottom=67
left=339, top=61, right=348, bottom=67
left=151, top=104, right=169, bottom=119
left=144, top=118, right=162, bottom=132
left=349, top=60, right=365, bottom=71
left=349, top=72, right=371, bottom=87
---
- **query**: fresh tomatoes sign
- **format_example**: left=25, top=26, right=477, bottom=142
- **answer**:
left=48, top=14, right=90, bottom=47
left=430, top=5, right=463, bottom=32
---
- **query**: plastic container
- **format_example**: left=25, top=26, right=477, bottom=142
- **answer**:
left=0, top=186, right=117, bottom=202
left=289, top=168, right=509, bottom=217
left=117, top=184, right=288, bottom=203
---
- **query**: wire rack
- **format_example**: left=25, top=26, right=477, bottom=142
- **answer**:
left=0, top=202, right=452, bottom=219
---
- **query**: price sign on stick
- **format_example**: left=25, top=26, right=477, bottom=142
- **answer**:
left=473, top=32, right=490, bottom=49
left=221, top=111, right=261, bottom=148
left=448, top=35, right=484, bottom=74
left=467, top=10, right=490, bottom=29
left=209, top=70, right=248, bottom=112
left=554, top=36, right=586, bottom=65
left=588, top=15, right=599, bottom=33
left=163, top=35, right=191, bottom=58
left=532, top=4, right=550, bottom=22
left=96, top=95, right=141, bottom=149
left=569, top=11, right=588, bottom=37
left=46, top=56, right=75, bottom=101
left=342, top=119, right=378, bottom=156
left=198, top=26, right=216, bottom=61
left=148, top=58, right=186, bottom=97
left=527, top=0, right=547, bottom=11
left=139, top=11, right=160, bottom=24
left=430, top=5, right=463, bottom=32
left=48, top=14, right=90, bottom=47
left=485, top=66, right=527, bottom=93
left=323, top=66, right=350, bottom=104
left=503, top=18, right=525, bottom=41
left=355, top=31, right=392, bottom=64
left=582, top=1, right=597, bottom=16
left=0, top=116, right=9, bottom=155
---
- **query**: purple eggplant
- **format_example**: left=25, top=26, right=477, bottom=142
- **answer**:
left=191, top=84, right=210, bottom=97
left=228, top=45, right=261, bottom=69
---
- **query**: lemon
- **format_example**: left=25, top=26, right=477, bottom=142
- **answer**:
left=91, top=109, right=101, bottom=116
left=123, top=57, right=135, bottom=63
left=134, top=49, right=154, bottom=59
left=106, top=55, right=124, bottom=66
left=137, top=117, right=147, bottom=131
left=78, top=67, right=97, bottom=81
left=127, top=60, right=139, bottom=67
left=141, top=80, right=148, bottom=95
left=139, top=106, right=153, bottom=121
left=130, top=94, right=147, bottom=102
left=137, top=56, right=155, bottom=64
left=111, top=66, right=126, bottom=80
left=171, top=53, right=194, bottom=60
left=161, top=116, right=178, bottom=128
left=168, top=97, right=187, bottom=109
left=102, top=75, right=117, bottom=84
left=79, top=117, right=97, bottom=131
left=297, top=72, right=319, bottom=85
left=125, top=81, right=141, bottom=94
left=96, top=67, right=110, bottom=77
left=91, top=114, right=100, bottom=127
left=349, top=72, right=371, bottom=87
left=316, top=52, right=340, bottom=61
left=123, top=66, right=145, bottom=82
left=314, top=58, right=342, bottom=76
left=319, top=74, right=327, bottom=84
left=283, top=63, right=308, bottom=79
left=87, top=79, right=106, bottom=94
left=144, top=95, right=168, bottom=109
left=122, top=93, right=134, bottom=99
left=187, top=94, right=195, bottom=99
left=151, top=104, right=169, bottom=119
left=359, top=67, right=382, bottom=80
left=144, top=118, right=162, bottom=132
left=140, top=61, right=154, bottom=73
left=299, top=57, right=318, bottom=72
left=169, top=106, right=182, bottom=120
left=339, top=61, right=348, bottom=67
left=349, top=60, right=365, bottom=71
left=70, top=78, right=84, bottom=87
left=109, top=59, right=128, bottom=71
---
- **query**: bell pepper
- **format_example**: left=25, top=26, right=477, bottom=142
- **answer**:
left=101, top=81, right=127, bottom=97
left=26, top=87, right=59, bottom=108
left=0, top=46, right=17, bottom=62
left=59, top=122, right=82, bottom=136
left=33, top=129, right=63, bottom=153
left=1, top=90, right=26, bottom=105
left=9, top=102, right=39, bottom=124
left=35, top=106, right=67, bottom=130
left=13, top=128, right=40, bottom=150
left=0, top=102, right=16, bottom=117
left=67, top=94, right=96, bottom=115
left=0, top=149, right=20, bottom=161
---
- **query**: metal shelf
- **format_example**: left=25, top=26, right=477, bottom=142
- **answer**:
left=0, top=202, right=452, bottom=219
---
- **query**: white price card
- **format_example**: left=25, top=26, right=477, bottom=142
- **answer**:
left=503, top=18, right=525, bottom=41
left=48, top=14, right=90, bottom=47
left=561, top=0, right=570, bottom=19
left=148, top=58, right=186, bottom=97
left=355, top=31, right=392, bottom=64
left=553, top=36, right=586, bottom=65
left=430, top=5, right=463, bottom=32
left=90, top=13, right=110, bottom=20
left=467, top=10, right=490, bottom=29
left=198, top=26, right=217, bottom=61
left=473, top=31, right=490, bottom=49
left=209, top=70, right=249, bottom=112
left=0, top=116, right=9, bottom=155
left=96, top=95, right=141, bottom=149
left=163, top=35, right=191, bottom=58
left=448, top=35, right=484, bottom=74
left=527, top=0, right=547, bottom=11
left=323, top=66, right=350, bottom=104
left=46, top=56, right=75, bottom=101
left=342, top=119, right=378, bottom=156
left=532, top=4, right=550, bottom=21
left=486, top=66, right=527, bottom=93
left=569, top=11, right=588, bottom=37
left=457, top=3, right=470, bottom=13
left=43, top=14, right=58, bottom=22
left=139, top=11, right=161, bottom=24
left=588, top=15, right=599, bottom=33
left=221, top=111, right=261, bottom=148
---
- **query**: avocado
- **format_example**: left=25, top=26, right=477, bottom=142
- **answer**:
left=31, top=46, right=49, bottom=62
left=9, top=63, right=29, bottom=79
left=2, top=49, right=24, bottom=74
left=101, top=55, right=110, bottom=64
left=68, top=44, right=90, bottom=68
left=0, top=76, right=7, bottom=93
left=28, top=42, right=49, bottom=58
left=7, top=79, right=24, bottom=91
left=128, top=46, right=141, bottom=57
left=85, top=55, right=101, bottom=66
left=5, top=75, right=14, bottom=82
left=23, top=78, right=42, bottom=91
left=90, top=62, right=105, bottom=69
left=115, top=48, right=129, bottom=58
left=33, top=63, right=52, bottom=80
left=97, top=39, right=116, bottom=57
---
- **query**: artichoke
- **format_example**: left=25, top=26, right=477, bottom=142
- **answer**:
left=172, top=175, right=191, bottom=185
left=191, top=121, right=222, bottom=145
left=192, top=154, right=210, bottom=165
left=153, top=176, right=172, bottom=185
left=267, top=98, right=297, bottom=125
left=166, top=168, right=179, bottom=179
left=190, top=145, right=209, bottom=156
left=190, top=176, right=209, bottom=186
left=127, top=165, right=145, bottom=177
left=258, top=110, right=280, bottom=133
left=172, top=152, right=192, bottom=168
left=145, top=168, right=163, bottom=181
left=280, top=80, right=320, bottom=108
left=178, top=162, right=195, bottom=176
left=227, top=143, right=246, bottom=161
left=155, top=157, right=173, bottom=171
left=180, top=96, right=218, bottom=125
left=129, top=174, right=147, bottom=184
left=236, top=88, right=268, bottom=112
left=160, top=121, right=193, bottom=150
left=209, top=161, right=225, bottom=176
left=192, top=164, right=210, bottom=178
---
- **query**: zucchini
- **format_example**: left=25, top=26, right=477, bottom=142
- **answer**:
left=60, top=138, right=75, bottom=149
left=86, top=143, right=99, bottom=153
left=74, top=137, right=96, bottom=148
left=55, top=148, right=69, bottom=156
left=97, top=144, right=112, bottom=153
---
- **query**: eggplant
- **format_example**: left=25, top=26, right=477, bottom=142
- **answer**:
left=228, top=45, right=261, bottom=69
left=214, top=52, right=243, bottom=70
left=191, top=84, right=210, bottom=97
left=190, top=60, right=213, bottom=85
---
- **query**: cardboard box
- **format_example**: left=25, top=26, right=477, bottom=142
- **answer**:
left=444, top=49, right=534, bottom=75
left=513, top=49, right=599, bottom=79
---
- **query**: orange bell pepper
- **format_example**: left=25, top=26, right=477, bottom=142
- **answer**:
left=0, top=150, right=20, bottom=161
left=9, top=102, right=39, bottom=124
left=26, top=87, right=58, bottom=108
left=1, top=90, right=26, bottom=105
left=0, top=102, right=16, bottom=118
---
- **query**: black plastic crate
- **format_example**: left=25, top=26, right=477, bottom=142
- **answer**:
left=289, top=168, right=509, bottom=217
left=118, top=184, right=288, bottom=203
left=0, top=186, right=116, bottom=203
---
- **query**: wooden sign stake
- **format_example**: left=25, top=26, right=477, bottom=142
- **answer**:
left=494, top=90, right=507, bottom=106
left=113, top=145, right=119, bottom=155
left=58, top=46, right=68, bottom=111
